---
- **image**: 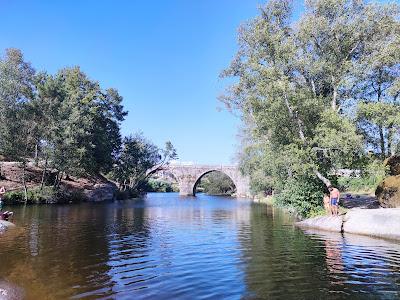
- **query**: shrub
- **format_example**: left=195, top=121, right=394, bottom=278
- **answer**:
left=274, top=176, right=326, bottom=218
left=146, top=179, right=175, bottom=193
left=3, top=191, right=26, bottom=205
left=4, top=187, right=58, bottom=205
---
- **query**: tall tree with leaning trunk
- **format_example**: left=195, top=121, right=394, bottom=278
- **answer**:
left=220, top=0, right=398, bottom=215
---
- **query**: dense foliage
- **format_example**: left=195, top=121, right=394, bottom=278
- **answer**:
left=196, top=171, right=236, bottom=195
left=110, top=134, right=177, bottom=195
left=0, top=49, right=177, bottom=200
left=221, top=0, right=399, bottom=216
left=146, top=179, right=178, bottom=193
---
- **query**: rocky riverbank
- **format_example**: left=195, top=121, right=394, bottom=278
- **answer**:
left=296, top=208, right=400, bottom=241
left=0, top=162, right=118, bottom=204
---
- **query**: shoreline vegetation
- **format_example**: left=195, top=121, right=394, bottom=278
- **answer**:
left=220, top=0, right=400, bottom=219
left=0, top=48, right=177, bottom=206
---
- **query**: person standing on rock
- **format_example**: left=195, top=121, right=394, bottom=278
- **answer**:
left=323, top=192, right=331, bottom=215
left=328, top=186, right=340, bottom=216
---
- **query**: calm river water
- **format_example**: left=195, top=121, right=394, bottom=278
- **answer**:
left=0, top=193, right=400, bottom=299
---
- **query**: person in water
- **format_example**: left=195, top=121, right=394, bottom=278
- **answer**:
left=0, top=186, right=5, bottom=212
left=328, top=186, right=340, bottom=216
left=323, top=192, right=331, bottom=215
left=0, top=186, right=12, bottom=221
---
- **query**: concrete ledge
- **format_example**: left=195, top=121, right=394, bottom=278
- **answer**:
left=343, top=208, right=400, bottom=240
left=296, top=215, right=343, bottom=233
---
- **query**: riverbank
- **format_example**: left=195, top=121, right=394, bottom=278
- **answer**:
left=255, top=192, right=400, bottom=241
left=0, top=162, right=117, bottom=205
left=296, top=208, right=400, bottom=241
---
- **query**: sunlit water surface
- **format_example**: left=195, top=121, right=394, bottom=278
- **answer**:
left=0, top=193, right=399, bottom=299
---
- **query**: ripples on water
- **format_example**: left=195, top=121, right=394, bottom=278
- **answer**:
left=0, top=193, right=399, bottom=299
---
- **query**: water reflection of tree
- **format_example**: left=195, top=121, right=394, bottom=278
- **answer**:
left=306, top=230, right=400, bottom=297
left=238, top=204, right=331, bottom=299
left=241, top=207, right=400, bottom=298
left=0, top=203, right=115, bottom=299
left=104, top=199, right=153, bottom=296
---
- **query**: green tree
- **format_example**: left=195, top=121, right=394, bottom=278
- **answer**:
left=221, top=0, right=398, bottom=216
left=0, top=48, right=37, bottom=200
left=34, top=67, right=127, bottom=186
left=0, top=48, right=36, bottom=159
left=0, top=49, right=129, bottom=195
left=111, top=134, right=177, bottom=193
left=354, top=6, right=400, bottom=158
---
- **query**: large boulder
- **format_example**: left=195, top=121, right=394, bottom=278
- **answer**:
left=343, top=208, right=400, bottom=240
left=384, top=155, right=400, bottom=176
left=375, top=175, right=400, bottom=208
left=295, top=215, right=343, bottom=233
left=84, top=182, right=117, bottom=202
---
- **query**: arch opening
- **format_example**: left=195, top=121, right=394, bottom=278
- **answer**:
left=193, top=170, right=236, bottom=196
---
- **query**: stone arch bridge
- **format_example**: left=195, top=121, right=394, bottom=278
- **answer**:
left=156, top=164, right=251, bottom=198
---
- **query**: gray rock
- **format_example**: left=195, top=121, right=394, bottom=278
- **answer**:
left=0, top=221, right=15, bottom=233
left=343, top=208, right=400, bottom=240
left=295, top=215, right=343, bottom=233
left=84, top=183, right=117, bottom=202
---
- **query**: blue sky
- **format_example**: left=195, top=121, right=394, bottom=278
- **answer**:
left=0, top=0, right=389, bottom=164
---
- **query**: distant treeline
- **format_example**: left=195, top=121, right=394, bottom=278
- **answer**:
left=0, top=49, right=176, bottom=200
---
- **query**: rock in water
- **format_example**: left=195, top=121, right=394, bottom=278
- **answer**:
left=343, top=208, right=400, bottom=240
left=376, top=175, right=400, bottom=208
left=0, top=280, right=24, bottom=300
left=0, top=220, right=16, bottom=233
left=295, top=215, right=343, bottom=233
left=84, top=183, right=117, bottom=202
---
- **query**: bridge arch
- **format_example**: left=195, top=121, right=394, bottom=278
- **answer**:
left=192, top=169, right=237, bottom=196
left=163, top=164, right=251, bottom=198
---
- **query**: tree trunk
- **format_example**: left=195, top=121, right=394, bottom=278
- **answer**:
left=331, top=76, right=337, bottom=111
left=56, top=172, right=63, bottom=189
left=40, top=157, right=48, bottom=194
left=34, top=143, right=39, bottom=166
left=284, top=94, right=306, bottom=140
left=314, top=170, right=332, bottom=187
left=284, top=93, right=332, bottom=187
left=311, top=79, right=316, bottom=97
left=22, top=163, right=28, bottom=203
left=387, top=125, right=396, bottom=157
left=53, top=171, right=60, bottom=190
left=379, top=126, right=386, bottom=159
